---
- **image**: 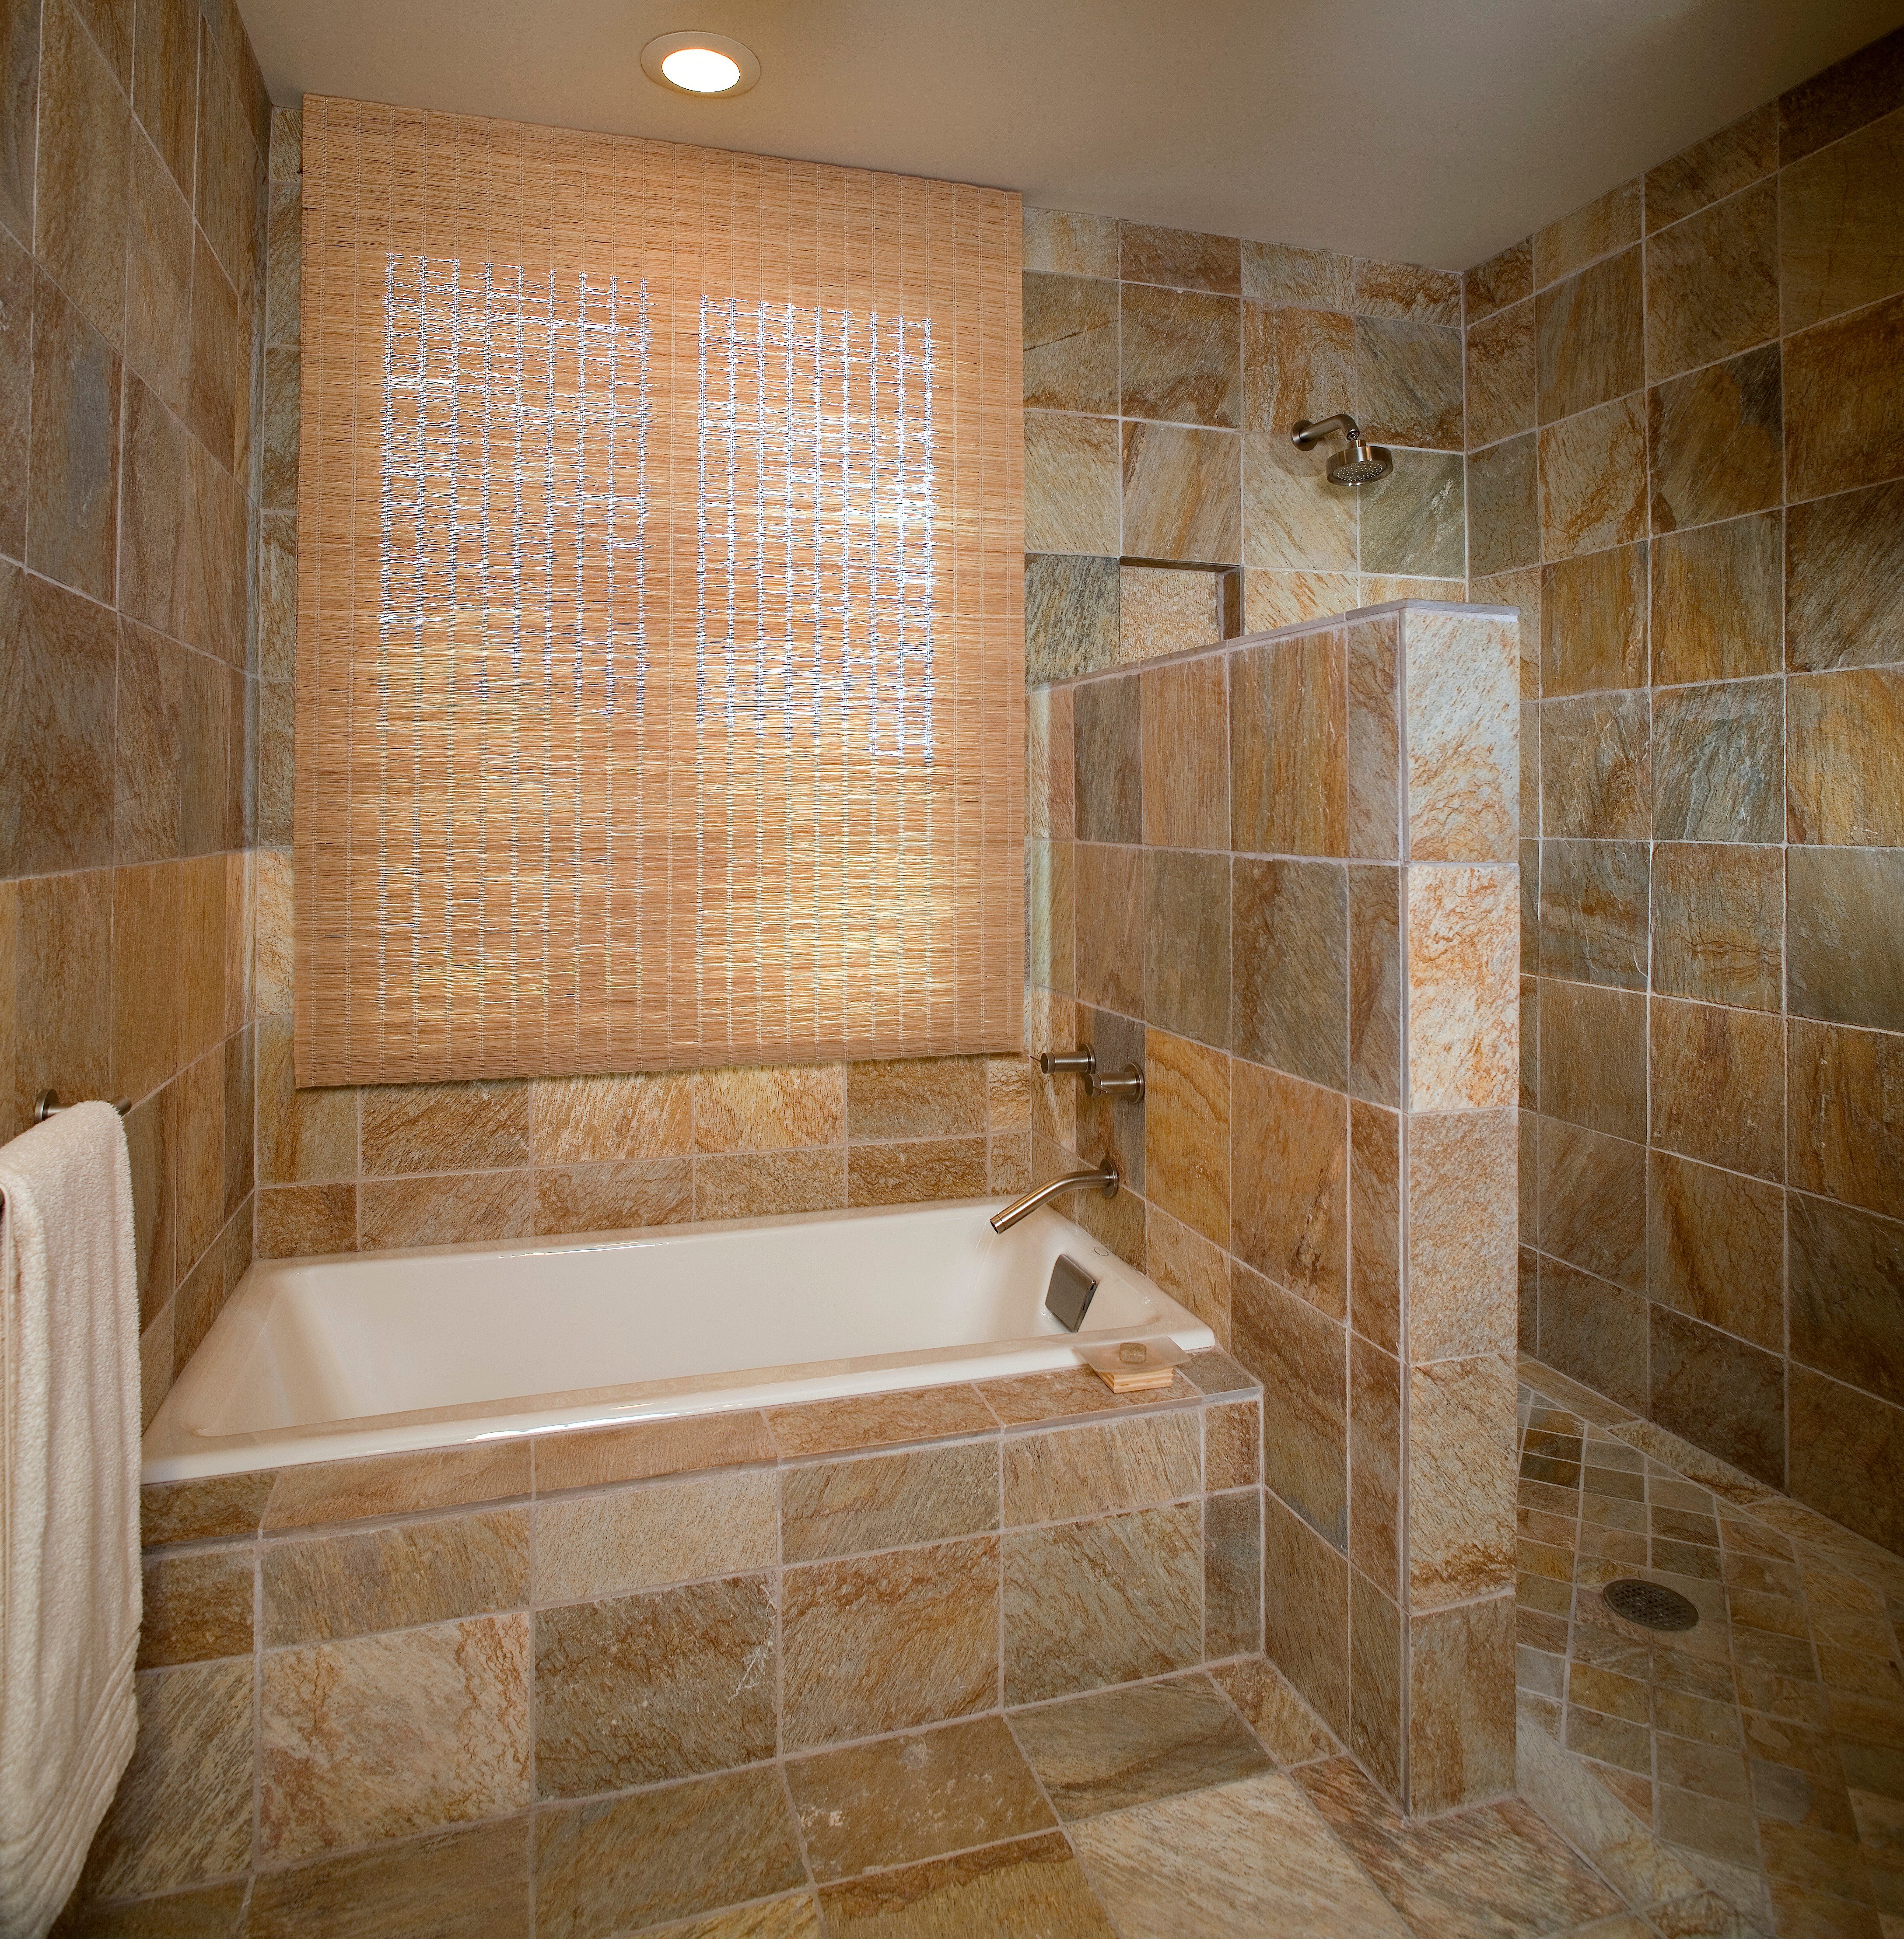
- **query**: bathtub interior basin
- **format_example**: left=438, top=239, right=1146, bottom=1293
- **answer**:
left=142, top=1196, right=1216, bottom=1480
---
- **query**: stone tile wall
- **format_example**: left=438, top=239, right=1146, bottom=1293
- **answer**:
left=1467, top=24, right=1904, bottom=1556
left=1027, top=600, right=1521, bottom=1813
left=61, top=1359, right=1260, bottom=1927
left=1023, top=207, right=1471, bottom=680
left=0, top=0, right=270, bottom=1424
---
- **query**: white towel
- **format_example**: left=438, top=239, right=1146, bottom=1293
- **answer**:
left=0, top=1104, right=141, bottom=1939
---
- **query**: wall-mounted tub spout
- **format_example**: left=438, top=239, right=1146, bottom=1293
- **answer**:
left=989, top=1158, right=1120, bottom=1234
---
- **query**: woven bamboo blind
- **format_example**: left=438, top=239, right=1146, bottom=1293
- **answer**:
left=296, top=99, right=1023, bottom=1086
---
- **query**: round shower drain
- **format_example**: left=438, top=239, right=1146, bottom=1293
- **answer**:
left=1603, top=1578, right=1699, bottom=1631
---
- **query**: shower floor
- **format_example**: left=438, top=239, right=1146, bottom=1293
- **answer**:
left=1512, top=1354, right=1904, bottom=1939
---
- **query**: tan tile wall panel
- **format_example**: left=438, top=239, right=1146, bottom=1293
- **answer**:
left=71, top=1364, right=1259, bottom=1923
left=0, top=1, right=270, bottom=1433
left=1467, top=25, right=1904, bottom=1559
left=1025, top=602, right=1521, bottom=1814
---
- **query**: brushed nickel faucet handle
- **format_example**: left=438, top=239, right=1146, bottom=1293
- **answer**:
left=1039, top=1048, right=1096, bottom=1078
left=1085, top=1063, right=1144, bottom=1102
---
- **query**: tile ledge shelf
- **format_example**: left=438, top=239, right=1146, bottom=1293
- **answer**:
left=1040, top=598, right=1520, bottom=689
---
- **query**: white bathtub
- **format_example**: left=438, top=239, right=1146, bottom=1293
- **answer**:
left=142, top=1197, right=1215, bottom=1482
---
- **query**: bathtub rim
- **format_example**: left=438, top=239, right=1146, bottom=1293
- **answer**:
left=144, top=1196, right=1217, bottom=1483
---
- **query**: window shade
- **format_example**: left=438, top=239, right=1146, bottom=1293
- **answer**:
left=296, top=98, right=1023, bottom=1087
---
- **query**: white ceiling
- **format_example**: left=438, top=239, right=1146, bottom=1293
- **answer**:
left=240, top=0, right=1904, bottom=270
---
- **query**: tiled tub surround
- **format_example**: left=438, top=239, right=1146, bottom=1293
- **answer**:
left=0, top=0, right=273, bottom=1426
left=1022, top=206, right=1474, bottom=685
left=1027, top=599, right=1522, bottom=1816
left=1464, top=24, right=1904, bottom=1556
left=64, top=1357, right=1269, bottom=1929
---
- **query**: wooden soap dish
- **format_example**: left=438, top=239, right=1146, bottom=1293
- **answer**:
left=1078, top=1338, right=1185, bottom=1393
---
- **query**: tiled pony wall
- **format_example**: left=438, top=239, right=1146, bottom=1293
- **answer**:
left=1467, top=26, right=1904, bottom=1557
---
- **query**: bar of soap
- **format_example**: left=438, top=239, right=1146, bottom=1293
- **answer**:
left=1078, top=1338, right=1185, bottom=1393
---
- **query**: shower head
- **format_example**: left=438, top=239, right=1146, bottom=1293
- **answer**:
left=1291, top=414, right=1394, bottom=486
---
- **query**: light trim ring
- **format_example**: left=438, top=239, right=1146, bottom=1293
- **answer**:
left=641, top=31, right=760, bottom=96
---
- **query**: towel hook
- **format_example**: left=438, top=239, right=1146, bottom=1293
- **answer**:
left=33, top=1091, right=132, bottom=1124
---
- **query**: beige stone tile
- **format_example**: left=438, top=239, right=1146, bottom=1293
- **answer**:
left=693, top=1063, right=844, bottom=1153
left=1404, top=610, right=1517, bottom=863
left=1075, top=1770, right=1409, bottom=1937
left=245, top=1820, right=528, bottom=1939
left=256, top=1016, right=354, bottom=1185
left=1466, top=298, right=1535, bottom=450
left=1535, top=181, right=1642, bottom=287
left=1121, top=421, right=1240, bottom=564
left=1788, top=845, right=1904, bottom=1034
left=1409, top=1592, right=1518, bottom=1810
left=641, top=1897, right=823, bottom=1939
left=1228, top=1060, right=1348, bottom=1313
left=692, top=1148, right=846, bottom=1221
left=358, top=1170, right=534, bottom=1251
left=1024, top=410, right=1119, bottom=553
left=1355, top=315, right=1463, bottom=449
left=1205, top=1396, right=1259, bottom=1490
left=534, top=1574, right=775, bottom=1796
left=1141, top=658, right=1227, bottom=852
left=1022, top=269, right=1118, bottom=414
left=1301, top=1751, right=1621, bottom=1929
left=1405, top=863, right=1518, bottom=1112
left=782, top=1441, right=998, bottom=1562
left=1211, top=1655, right=1341, bottom=1764
left=263, top=1444, right=532, bottom=1532
left=1023, top=208, right=1118, bottom=278
left=1242, top=567, right=1359, bottom=632
left=782, top=1536, right=998, bottom=1747
left=535, top=1769, right=805, bottom=1935
left=260, top=1615, right=529, bottom=1861
left=1788, top=666, right=1904, bottom=847
left=1407, top=1107, right=1517, bottom=1360
left=1781, top=105, right=1904, bottom=333
left=1004, top=1502, right=1201, bottom=1705
left=141, top=1471, right=274, bottom=1550
left=1360, top=450, right=1464, bottom=579
left=360, top=1080, right=528, bottom=1176
left=1466, top=238, right=1533, bottom=323
left=1787, top=478, right=1904, bottom=674
left=1144, top=1203, right=1232, bottom=1348
left=528, top=1069, right=692, bottom=1161
left=1243, top=240, right=1352, bottom=310
left=1542, top=542, right=1647, bottom=695
left=532, top=1412, right=774, bottom=1494
left=1354, top=257, right=1461, bottom=326
left=769, top=1385, right=995, bottom=1459
left=35, top=0, right=130, bottom=345
left=262, top=1509, right=528, bottom=1646
left=256, top=1182, right=356, bottom=1259
left=1536, top=248, right=1643, bottom=423
left=1652, top=510, right=1781, bottom=685
left=1026, top=552, right=1120, bottom=681
left=1233, top=1260, right=1346, bottom=1541
left=26, top=267, right=121, bottom=603
left=1116, top=562, right=1222, bottom=661
left=1348, top=1567, right=1404, bottom=1797
left=534, top=1157, right=693, bottom=1234
left=1467, top=431, right=1539, bottom=577
left=847, top=1056, right=986, bottom=1142
left=1011, top=1673, right=1270, bottom=1820
left=1120, top=221, right=1240, bottom=294
left=78, top=1662, right=252, bottom=1899
left=1539, top=394, right=1647, bottom=561
left=533, top=1469, right=777, bottom=1605
left=61, top=1875, right=254, bottom=1934
left=1651, top=344, right=1785, bottom=533
left=137, top=1546, right=253, bottom=1668
left=1647, top=105, right=1777, bottom=229
left=1409, top=1354, right=1516, bottom=1610
left=1646, top=177, right=1778, bottom=381
left=1141, top=1029, right=1228, bottom=1245
left=1232, top=857, right=1348, bottom=1091
left=1002, top=1408, right=1198, bottom=1526
left=819, top=1831, right=1116, bottom=1937
left=1231, top=628, right=1347, bottom=857
left=789, top=1716, right=1053, bottom=1881
left=1244, top=417, right=1358, bottom=570
left=1120, top=282, right=1240, bottom=427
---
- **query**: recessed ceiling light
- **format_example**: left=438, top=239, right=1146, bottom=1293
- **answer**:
left=642, top=31, right=760, bottom=97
